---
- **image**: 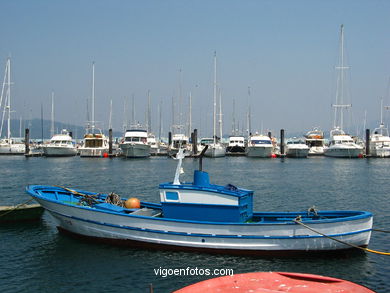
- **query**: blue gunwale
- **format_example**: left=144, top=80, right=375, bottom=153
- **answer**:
left=26, top=185, right=373, bottom=226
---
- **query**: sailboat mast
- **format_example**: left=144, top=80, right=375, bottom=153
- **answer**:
left=188, top=91, right=192, bottom=136
left=51, top=91, right=54, bottom=137
left=232, top=98, right=236, bottom=135
left=147, top=90, right=151, bottom=133
left=0, top=60, right=7, bottom=138
left=219, top=89, right=223, bottom=140
left=91, top=62, right=95, bottom=132
left=340, top=24, right=345, bottom=130
left=7, top=58, right=11, bottom=141
left=213, top=51, right=217, bottom=144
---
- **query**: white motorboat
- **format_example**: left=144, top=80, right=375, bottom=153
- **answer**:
left=370, top=124, right=390, bottom=157
left=147, top=134, right=159, bottom=155
left=168, top=133, right=191, bottom=157
left=305, top=128, right=325, bottom=156
left=79, top=131, right=109, bottom=157
left=324, top=128, right=363, bottom=158
left=369, top=99, right=390, bottom=157
left=285, top=138, right=310, bottom=158
left=120, top=129, right=151, bottom=158
left=245, top=134, right=273, bottom=158
left=226, top=136, right=246, bottom=154
left=42, top=129, right=77, bottom=157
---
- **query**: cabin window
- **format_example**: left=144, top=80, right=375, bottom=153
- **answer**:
left=165, top=191, right=179, bottom=201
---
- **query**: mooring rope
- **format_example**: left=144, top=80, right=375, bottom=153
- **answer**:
left=0, top=198, right=35, bottom=218
left=293, top=218, right=390, bottom=256
left=372, top=228, right=390, bottom=233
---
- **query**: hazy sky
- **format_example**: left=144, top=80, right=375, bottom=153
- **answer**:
left=0, top=0, right=389, bottom=138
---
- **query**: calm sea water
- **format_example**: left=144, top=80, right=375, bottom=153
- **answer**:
left=0, top=156, right=389, bottom=292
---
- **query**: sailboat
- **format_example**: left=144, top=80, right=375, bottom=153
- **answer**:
left=324, top=25, right=363, bottom=158
left=204, top=52, right=225, bottom=158
left=369, top=98, right=390, bottom=157
left=0, top=58, right=25, bottom=155
left=79, top=62, right=109, bottom=157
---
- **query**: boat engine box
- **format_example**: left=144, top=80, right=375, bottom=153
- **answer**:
left=159, top=171, right=253, bottom=222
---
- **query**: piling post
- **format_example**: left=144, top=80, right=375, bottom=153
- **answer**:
left=365, top=129, right=370, bottom=157
left=193, top=128, right=198, bottom=155
left=69, top=131, right=73, bottom=138
left=268, top=131, right=272, bottom=139
left=24, top=128, right=30, bottom=155
left=280, top=129, right=285, bottom=156
left=168, top=132, right=172, bottom=147
left=108, top=128, right=113, bottom=156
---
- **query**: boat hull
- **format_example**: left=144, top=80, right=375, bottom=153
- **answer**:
left=43, top=146, right=77, bottom=157
left=324, top=146, right=363, bottom=158
left=79, top=147, right=109, bottom=157
left=245, top=146, right=273, bottom=158
left=204, top=146, right=226, bottom=158
left=119, top=143, right=150, bottom=158
left=369, top=145, right=390, bottom=157
left=286, top=147, right=309, bottom=158
left=27, top=186, right=372, bottom=254
left=0, top=143, right=25, bottom=155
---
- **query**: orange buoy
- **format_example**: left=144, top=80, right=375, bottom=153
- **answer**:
left=358, top=153, right=364, bottom=158
left=174, top=272, right=375, bottom=293
left=103, top=152, right=109, bottom=158
left=124, top=197, right=141, bottom=209
left=271, top=154, right=277, bottom=158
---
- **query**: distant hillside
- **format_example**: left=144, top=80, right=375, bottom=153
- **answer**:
left=4, top=119, right=122, bottom=140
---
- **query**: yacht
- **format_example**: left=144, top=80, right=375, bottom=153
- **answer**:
left=304, top=128, right=325, bottom=156
left=0, top=138, right=25, bottom=155
left=168, top=133, right=190, bottom=157
left=42, top=129, right=77, bottom=157
left=370, top=124, right=390, bottom=157
left=285, top=138, right=310, bottom=158
left=79, top=130, right=109, bottom=157
left=147, top=134, right=159, bottom=155
left=369, top=99, right=390, bottom=157
left=120, top=128, right=150, bottom=158
left=324, top=128, right=363, bottom=158
left=245, top=134, right=273, bottom=158
left=226, top=136, right=246, bottom=154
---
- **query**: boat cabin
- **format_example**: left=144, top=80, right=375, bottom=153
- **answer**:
left=159, top=170, right=253, bottom=223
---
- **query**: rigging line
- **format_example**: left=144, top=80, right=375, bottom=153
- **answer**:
left=293, top=219, right=390, bottom=256
left=0, top=198, right=35, bottom=218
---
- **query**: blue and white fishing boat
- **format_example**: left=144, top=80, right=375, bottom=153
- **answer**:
left=26, top=147, right=372, bottom=254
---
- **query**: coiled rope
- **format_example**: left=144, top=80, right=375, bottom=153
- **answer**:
left=293, top=218, right=390, bottom=256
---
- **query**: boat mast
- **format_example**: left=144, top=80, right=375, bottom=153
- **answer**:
left=213, top=51, right=217, bottom=144
left=51, top=91, right=54, bottom=137
left=188, top=91, right=192, bottom=137
left=219, top=89, right=223, bottom=140
left=0, top=59, right=8, bottom=138
left=6, top=58, right=11, bottom=141
left=232, top=98, right=236, bottom=135
left=91, top=62, right=95, bottom=133
left=147, top=90, right=151, bottom=133
left=333, top=24, right=351, bottom=130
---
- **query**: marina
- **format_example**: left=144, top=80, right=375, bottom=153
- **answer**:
left=0, top=1, right=389, bottom=292
left=1, top=155, right=389, bottom=292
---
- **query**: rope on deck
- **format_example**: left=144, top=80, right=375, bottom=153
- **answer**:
left=293, top=218, right=390, bottom=256
left=0, top=198, right=35, bottom=218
